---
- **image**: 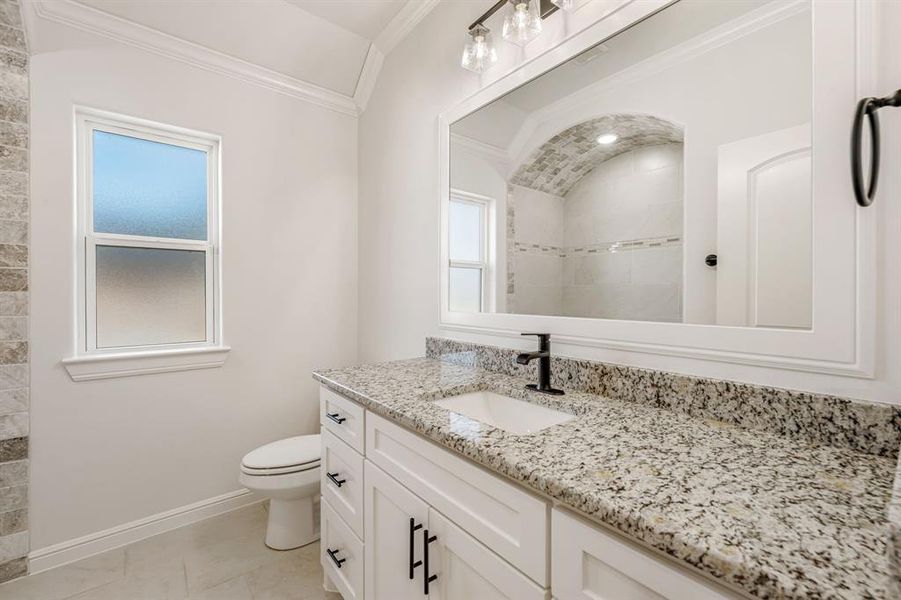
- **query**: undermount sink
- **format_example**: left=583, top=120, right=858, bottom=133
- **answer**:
left=433, top=391, right=574, bottom=435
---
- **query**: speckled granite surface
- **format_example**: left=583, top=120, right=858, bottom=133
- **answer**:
left=426, top=337, right=901, bottom=458
left=313, top=357, right=896, bottom=599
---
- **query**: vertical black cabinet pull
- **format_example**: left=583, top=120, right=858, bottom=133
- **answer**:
left=852, top=89, right=901, bottom=207
left=409, top=518, right=423, bottom=580
left=326, top=548, right=346, bottom=569
left=423, top=528, right=438, bottom=594
left=326, top=412, right=346, bottom=425
left=326, top=472, right=346, bottom=488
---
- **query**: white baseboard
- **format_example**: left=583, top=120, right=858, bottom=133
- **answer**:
left=28, top=488, right=262, bottom=574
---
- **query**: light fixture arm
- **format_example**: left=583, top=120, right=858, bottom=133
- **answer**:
left=468, top=0, right=559, bottom=33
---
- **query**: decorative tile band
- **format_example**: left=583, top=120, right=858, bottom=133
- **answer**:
left=426, top=337, right=901, bottom=458
left=514, top=235, right=682, bottom=258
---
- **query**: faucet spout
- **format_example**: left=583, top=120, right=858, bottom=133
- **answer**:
left=515, top=350, right=547, bottom=365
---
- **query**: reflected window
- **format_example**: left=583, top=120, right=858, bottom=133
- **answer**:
left=78, top=110, right=220, bottom=353
left=448, top=193, right=488, bottom=312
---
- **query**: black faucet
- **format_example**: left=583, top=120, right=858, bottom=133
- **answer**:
left=515, top=333, right=564, bottom=395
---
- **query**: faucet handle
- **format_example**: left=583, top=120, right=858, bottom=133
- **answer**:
left=521, top=333, right=551, bottom=349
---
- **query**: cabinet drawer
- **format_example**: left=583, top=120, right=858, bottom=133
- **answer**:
left=320, top=386, right=365, bottom=454
left=552, top=508, right=742, bottom=600
left=428, top=508, right=549, bottom=600
left=322, top=429, right=364, bottom=539
left=322, top=499, right=364, bottom=600
left=366, top=412, right=549, bottom=586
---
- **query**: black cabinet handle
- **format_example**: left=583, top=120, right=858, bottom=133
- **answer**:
left=423, top=528, right=438, bottom=594
left=326, top=548, right=346, bottom=569
left=326, top=472, right=346, bottom=488
left=326, top=412, right=346, bottom=425
left=409, top=518, right=423, bottom=580
left=852, top=89, right=900, bottom=207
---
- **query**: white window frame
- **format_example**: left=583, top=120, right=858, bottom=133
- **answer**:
left=64, top=107, right=228, bottom=381
left=448, top=190, right=494, bottom=313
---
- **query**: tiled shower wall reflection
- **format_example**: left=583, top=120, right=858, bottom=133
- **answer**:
left=0, top=0, right=28, bottom=583
left=509, top=143, right=684, bottom=321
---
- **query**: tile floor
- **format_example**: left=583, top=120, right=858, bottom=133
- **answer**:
left=0, top=503, right=340, bottom=600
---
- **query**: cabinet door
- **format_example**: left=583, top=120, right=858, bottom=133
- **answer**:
left=364, top=460, right=429, bottom=600
left=552, top=508, right=740, bottom=600
left=426, top=508, right=548, bottom=600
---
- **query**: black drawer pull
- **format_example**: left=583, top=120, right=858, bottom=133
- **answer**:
left=326, top=412, right=346, bottom=425
left=409, top=517, right=423, bottom=579
left=326, top=472, right=346, bottom=488
left=423, top=529, right=438, bottom=594
left=326, top=548, right=346, bottom=568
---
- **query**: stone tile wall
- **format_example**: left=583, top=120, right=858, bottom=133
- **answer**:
left=0, top=0, right=28, bottom=583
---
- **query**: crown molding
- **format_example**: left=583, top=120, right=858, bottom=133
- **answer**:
left=505, top=0, right=808, bottom=163
left=353, top=44, right=384, bottom=112
left=30, top=0, right=360, bottom=117
left=375, top=0, right=441, bottom=56
left=352, top=0, right=440, bottom=112
left=450, top=133, right=510, bottom=164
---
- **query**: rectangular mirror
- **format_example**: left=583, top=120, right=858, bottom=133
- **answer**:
left=448, top=0, right=812, bottom=329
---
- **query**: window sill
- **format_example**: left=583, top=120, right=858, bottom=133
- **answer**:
left=62, top=346, right=231, bottom=381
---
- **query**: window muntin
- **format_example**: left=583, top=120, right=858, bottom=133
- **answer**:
left=448, top=194, right=488, bottom=312
left=77, top=110, right=220, bottom=355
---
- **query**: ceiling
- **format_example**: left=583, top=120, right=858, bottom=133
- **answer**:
left=71, top=0, right=425, bottom=99
left=284, top=0, right=408, bottom=41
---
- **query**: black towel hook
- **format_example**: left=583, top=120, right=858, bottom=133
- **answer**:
left=852, top=89, right=901, bottom=207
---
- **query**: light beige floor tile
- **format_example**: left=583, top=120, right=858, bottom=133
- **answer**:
left=64, top=561, right=187, bottom=600
left=189, top=504, right=267, bottom=550
left=0, top=501, right=334, bottom=600
left=0, top=549, right=124, bottom=600
left=186, top=575, right=253, bottom=600
left=244, top=543, right=326, bottom=599
left=183, top=533, right=302, bottom=594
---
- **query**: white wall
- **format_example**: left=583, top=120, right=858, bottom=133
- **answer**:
left=28, top=17, right=357, bottom=549
left=358, top=0, right=901, bottom=404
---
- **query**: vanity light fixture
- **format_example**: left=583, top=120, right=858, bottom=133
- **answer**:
left=597, top=133, right=618, bottom=145
left=461, top=24, right=498, bottom=73
left=503, top=0, right=543, bottom=46
left=462, top=0, right=561, bottom=72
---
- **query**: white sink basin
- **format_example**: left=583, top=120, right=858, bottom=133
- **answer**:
left=433, top=391, right=574, bottom=435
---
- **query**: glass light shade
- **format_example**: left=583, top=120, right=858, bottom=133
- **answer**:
left=502, top=0, right=542, bottom=46
left=461, top=27, right=498, bottom=74
left=551, top=0, right=574, bottom=10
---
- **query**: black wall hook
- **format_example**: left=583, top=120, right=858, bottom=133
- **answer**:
left=852, top=89, right=901, bottom=207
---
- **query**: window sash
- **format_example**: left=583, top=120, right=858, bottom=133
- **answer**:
left=448, top=194, right=490, bottom=313
left=76, top=108, right=221, bottom=355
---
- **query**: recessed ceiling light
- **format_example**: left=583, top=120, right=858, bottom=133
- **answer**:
left=597, top=133, right=618, bottom=145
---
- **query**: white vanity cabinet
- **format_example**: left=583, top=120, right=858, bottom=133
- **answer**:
left=320, top=386, right=742, bottom=600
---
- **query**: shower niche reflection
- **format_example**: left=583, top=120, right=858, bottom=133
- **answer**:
left=447, top=0, right=813, bottom=329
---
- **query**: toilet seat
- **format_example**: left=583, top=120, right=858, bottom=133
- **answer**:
left=241, top=434, right=321, bottom=476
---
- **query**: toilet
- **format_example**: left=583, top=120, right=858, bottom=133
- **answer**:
left=239, top=434, right=321, bottom=550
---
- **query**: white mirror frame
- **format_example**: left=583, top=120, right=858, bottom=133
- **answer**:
left=439, top=0, right=877, bottom=377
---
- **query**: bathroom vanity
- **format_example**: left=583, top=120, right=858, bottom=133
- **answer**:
left=314, top=347, right=897, bottom=599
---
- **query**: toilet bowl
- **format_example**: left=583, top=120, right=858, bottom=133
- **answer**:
left=239, top=434, right=321, bottom=550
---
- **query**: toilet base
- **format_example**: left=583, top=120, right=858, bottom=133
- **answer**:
left=265, top=496, right=319, bottom=550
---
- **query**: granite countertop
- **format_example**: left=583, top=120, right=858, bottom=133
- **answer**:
left=313, top=357, right=896, bottom=600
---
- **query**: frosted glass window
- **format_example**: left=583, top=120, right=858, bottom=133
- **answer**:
left=449, top=200, right=483, bottom=262
left=95, top=246, right=207, bottom=348
left=93, top=130, right=208, bottom=240
left=449, top=266, right=482, bottom=312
